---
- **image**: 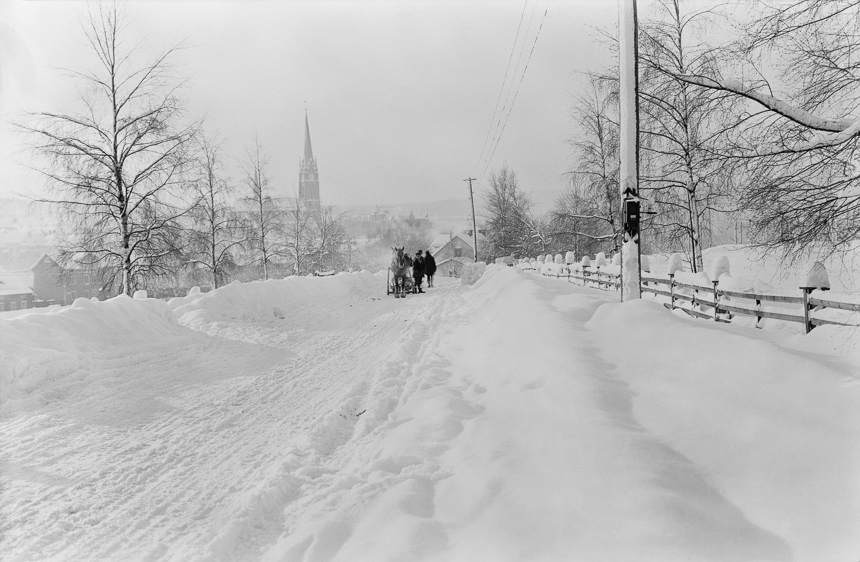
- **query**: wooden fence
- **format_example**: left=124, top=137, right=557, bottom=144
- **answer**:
left=547, top=266, right=621, bottom=291
left=539, top=266, right=860, bottom=333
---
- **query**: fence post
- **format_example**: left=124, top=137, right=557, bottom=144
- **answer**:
left=582, top=265, right=588, bottom=286
left=597, top=270, right=603, bottom=289
left=712, top=280, right=719, bottom=321
left=755, top=298, right=762, bottom=329
left=800, top=287, right=814, bottom=334
left=669, top=273, right=675, bottom=310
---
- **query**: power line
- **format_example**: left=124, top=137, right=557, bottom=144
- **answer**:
left=477, top=4, right=550, bottom=185
left=476, top=0, right=540, bottom=181
left=473, top=1, right=530, bottom=178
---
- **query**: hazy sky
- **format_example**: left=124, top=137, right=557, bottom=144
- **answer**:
left=0, top=0, right=616, bottom=207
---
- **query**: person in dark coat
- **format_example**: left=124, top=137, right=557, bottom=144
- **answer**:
left=412, top=250, right=425, bottom=293
left=424, top=250, right=437, bottom=287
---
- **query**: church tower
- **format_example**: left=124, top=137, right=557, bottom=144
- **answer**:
left=299, top=111, right=320, bottom=209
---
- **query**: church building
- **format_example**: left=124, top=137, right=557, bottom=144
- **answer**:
left=299, top=111, right=321, bottom=209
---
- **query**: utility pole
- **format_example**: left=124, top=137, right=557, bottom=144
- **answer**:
left=619, top=0, right=642, bottom=301
left=464, top=177, right=479, bottom=262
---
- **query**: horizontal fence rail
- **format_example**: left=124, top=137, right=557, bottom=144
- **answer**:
left=641, top=273, right=860, bottom=333
left=531, top=263, right=860, bottom=334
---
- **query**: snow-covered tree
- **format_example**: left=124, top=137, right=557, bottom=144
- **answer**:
left=22, top=3, right=198, bottom=295
left=638, top=0, right=739, bottom=272
left=308, top=206, right=349, bottom=274
left=185, top=134, right=244, bottom=289
left=241, top=138, right=281, bottom=280
left=672, top=0, right=860, bottom=257
left=556, top=74, right=622, bottom=256
left=282, top=196, right=315, bottom=276
left=481, top=165, right=546, bottom=259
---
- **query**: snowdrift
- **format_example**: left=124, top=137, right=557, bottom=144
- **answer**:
left=1, top=296, right=185, bottom=415
left=169, top=271, right=381, bottom=327
left=0, top=272, right=383, bottom=418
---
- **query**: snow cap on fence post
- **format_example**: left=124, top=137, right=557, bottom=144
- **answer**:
left=565, top=251, right=575, bottom=264
left=640, top=255, right=650, bottom=272
left=594, top=252, right=607, bottom=268
left=545, top=254, right=554, bottom=263
left=581, top=255, right=591, bottom=267
left=667, top=253, right=684, bottom=275
left=554, top=254, right=563, bottom=264
left=805, top=261, right=830, bottom=290
left=711, top=255, right=730, bottom=281
left=611, top=253, right=621, bottom=266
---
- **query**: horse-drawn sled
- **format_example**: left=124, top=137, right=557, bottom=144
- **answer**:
left=387, top=246, right=413, bottom=298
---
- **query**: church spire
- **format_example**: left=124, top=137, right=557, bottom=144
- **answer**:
left=299, top=109, right=320, bottom=209
left=303, top=110, right=314, bottom=162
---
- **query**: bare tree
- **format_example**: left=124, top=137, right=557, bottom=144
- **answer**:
left=551, top=177, right=619, bottom=258
left=241, top=137, right=280, bottom=280
left=309, top=206, right=349, bottom=273
left=186, top=134, right=243, bottom=288
left=637, top=0, right=739, bottom=272
left=557, top=74, right=622, bottom=256
left=481, top=165, right=535, bottom=259
left=671, top=0, right=860, bottom=257
left=283, top=196, right=315, bottom=276
left=21, top=3, right=198, bottom=295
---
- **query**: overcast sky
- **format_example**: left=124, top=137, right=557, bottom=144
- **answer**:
left=0, top=0, right=616, bottom=207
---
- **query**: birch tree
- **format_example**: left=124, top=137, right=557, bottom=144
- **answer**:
left=672, top=0, right=860, bottom=255
left=557, top=74, right=622, bottom=255
left=481, top=165, right=535, bottom=259
left=23, top=3, right=197, bottom=295
left=309, top=206, right=348, bottom=274
left=638, top=0, right=738, bottom=272
left=283, top=196, right=315, bottom=276
left=186, top=134, right=243, bottom=288
left=241, top=138, right=280, bottom=280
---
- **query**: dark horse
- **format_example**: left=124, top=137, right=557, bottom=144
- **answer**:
left=390, top=246, right=409, bottom=298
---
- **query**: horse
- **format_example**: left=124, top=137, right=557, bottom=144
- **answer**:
left=390, top=246, right=410, bottom=298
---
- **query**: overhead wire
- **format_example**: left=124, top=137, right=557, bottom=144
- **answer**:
left=475, top=0, right=539, bottom=183
left=472, top=1, right=530, bottom=178
left=477, top=3, right=549, bottom=185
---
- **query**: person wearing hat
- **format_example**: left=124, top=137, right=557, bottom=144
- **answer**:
left=424, top=249, right=436, bottom=287
left=412, top=249, right=425, bottom=293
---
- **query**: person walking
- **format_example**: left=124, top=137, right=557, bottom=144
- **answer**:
left=412, top=250, right=425, bottom=293
left=424, top=250, right=436, bottom=287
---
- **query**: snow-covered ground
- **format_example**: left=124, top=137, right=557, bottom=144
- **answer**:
left=2, top=264, right=859, bottom=561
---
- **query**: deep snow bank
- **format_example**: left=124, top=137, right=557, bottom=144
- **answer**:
left=0, top=272, right=384, bottom=418
left=0, top=296, right=184, bottom=415
left=169, top=271, right=382, bottom=326
left=586, top=295, right=860, bottom=562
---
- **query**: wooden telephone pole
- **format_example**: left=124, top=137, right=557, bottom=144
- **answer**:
left=619, top=0, right=642, bottom=300
left=464, top=177, right=479, bottom=262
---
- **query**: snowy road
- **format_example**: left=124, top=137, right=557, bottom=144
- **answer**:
left=2, top=268, right=859, bottom=561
